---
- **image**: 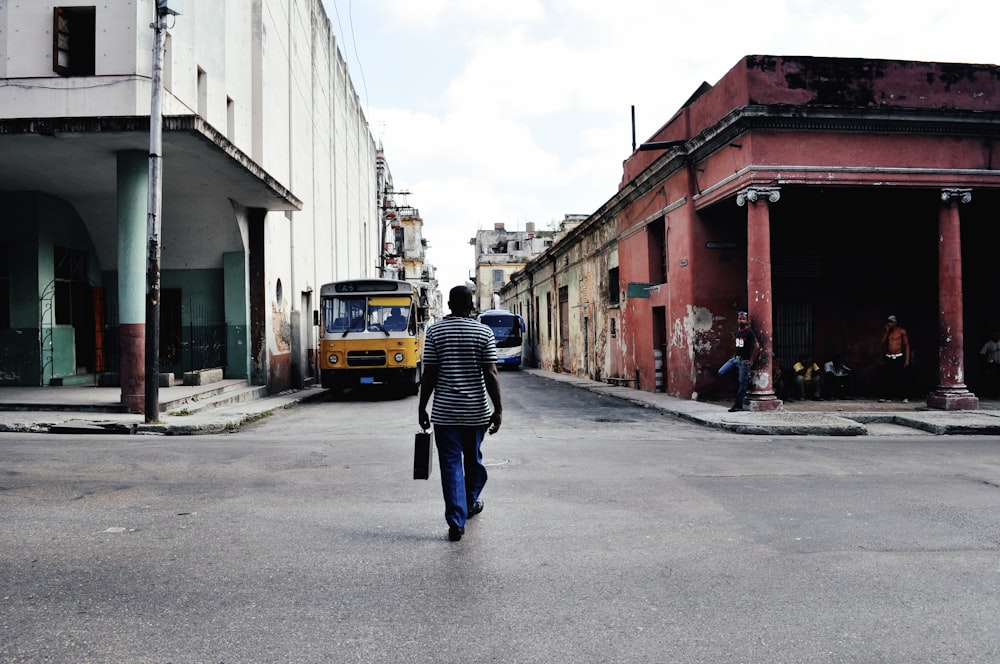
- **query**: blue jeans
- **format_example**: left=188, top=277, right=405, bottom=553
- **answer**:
left=719, top=356, right=751, bottom=406
left=434, top=424, right=489, bottom=528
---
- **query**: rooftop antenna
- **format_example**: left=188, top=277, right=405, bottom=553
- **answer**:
left=631, top=105, right=636, bottom=153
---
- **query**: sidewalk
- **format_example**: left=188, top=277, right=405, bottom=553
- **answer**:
left=2, top=370, right=1000, bottom=436
left=0, top=379, right=326, bottom=436
left=521, top=368, right=1000, bottom=437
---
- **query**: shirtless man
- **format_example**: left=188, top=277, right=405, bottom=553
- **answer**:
left=879, top=315, right=910, bottom=402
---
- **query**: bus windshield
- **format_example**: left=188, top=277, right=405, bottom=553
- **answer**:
left=479, top=312, right=523, bottom=348
left=323, top=295, right=412, bottom=335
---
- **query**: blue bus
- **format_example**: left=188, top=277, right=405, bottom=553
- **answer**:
left=477, top=309, right=526, bottom=368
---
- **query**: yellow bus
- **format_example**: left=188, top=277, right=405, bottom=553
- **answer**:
left=318, top=279, right=429, bottom=394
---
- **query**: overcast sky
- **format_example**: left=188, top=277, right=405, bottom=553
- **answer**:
left=321, top=0, right=999, bottom=293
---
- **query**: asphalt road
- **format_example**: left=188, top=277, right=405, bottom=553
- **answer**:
left=2, top=370, right=999, bottom=663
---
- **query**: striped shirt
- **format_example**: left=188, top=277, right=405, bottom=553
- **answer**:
left=422, top=315, right=497, bottom=425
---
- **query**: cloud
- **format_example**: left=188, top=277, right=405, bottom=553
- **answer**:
left=370, top=0, right=547, bottom=29
left=375, top=107, right=562, bottom=189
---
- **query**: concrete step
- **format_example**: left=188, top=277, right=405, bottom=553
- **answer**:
left=49, top=373, right=99, bottom=387
left=0, top=400, right=131, bottom=414
left=160, top=382, right=269, bottom=415
left=49, top=419, right=138, bottom=435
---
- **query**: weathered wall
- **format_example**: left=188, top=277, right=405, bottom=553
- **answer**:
left=623, top=56, right=1000, bottom=188
left=503, top=214, right=617, bottom=381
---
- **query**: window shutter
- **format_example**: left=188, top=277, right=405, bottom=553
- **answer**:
left=53, top=8, right=71, bottom=76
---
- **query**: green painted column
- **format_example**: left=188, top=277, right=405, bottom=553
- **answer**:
left=224, top=251, right=250, bottom=379
left=117, top=150, right=148, bottom=413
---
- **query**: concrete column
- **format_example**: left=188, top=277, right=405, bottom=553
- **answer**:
left=927, top=188, right=978, bottom=410
left=116, top=151, right=148, bottom=413
left=737, top=186, right=782, bottom=412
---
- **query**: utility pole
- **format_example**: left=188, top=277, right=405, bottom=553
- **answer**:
left=146, top=0, right=182, bottom=422
left=380, top=188, right=410, bottom=278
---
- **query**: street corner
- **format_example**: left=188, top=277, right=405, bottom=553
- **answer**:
left=712, top=411, right=868, bottom=436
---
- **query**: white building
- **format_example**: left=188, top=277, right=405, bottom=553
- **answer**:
left=471, top=221, right=560, bottom=313
left=0, top=0, right=380, bottom=408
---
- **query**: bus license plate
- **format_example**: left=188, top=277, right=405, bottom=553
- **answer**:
left=360, top=376, right=374, bottom=384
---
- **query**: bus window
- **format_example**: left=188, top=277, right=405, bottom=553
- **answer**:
left=369, top=296, right=413, bottom=332
left=384, top=307, right=408, bottom=331
left=323, top=296, right=367, bottom=334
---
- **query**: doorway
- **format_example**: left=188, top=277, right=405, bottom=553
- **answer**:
left=773, top=302, right=813, bottom=397
left=558, top=286, right=569, bottom=372
left=652, top=306, right=666, bottom=392
left=54, top=247, right=94, bottom=374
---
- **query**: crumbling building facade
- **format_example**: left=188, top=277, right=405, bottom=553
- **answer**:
left=505, top=55, right=1000, bottom=410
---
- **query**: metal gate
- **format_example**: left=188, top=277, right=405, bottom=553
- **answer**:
left=773, top=302, right=813, bottom=373
left=96, top=298, right=227, bottom=381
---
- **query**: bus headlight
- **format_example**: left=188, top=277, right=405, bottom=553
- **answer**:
left=328, top=353, right=340, bottom=364
left=394, top=352, right=405, bottom=363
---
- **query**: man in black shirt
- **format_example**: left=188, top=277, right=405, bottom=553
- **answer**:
left=717, top=310, right=760, bottom=412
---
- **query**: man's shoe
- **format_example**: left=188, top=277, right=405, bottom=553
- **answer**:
left=902, top=398, right=909, bottom=403
left=448, top=526, right=464, bottom=542
left=728, top=405, right=742, bottom=412
left=469, top=500, right=484, bottom=517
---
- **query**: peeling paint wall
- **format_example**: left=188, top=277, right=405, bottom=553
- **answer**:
left=670, top=305, right=714, bottom=387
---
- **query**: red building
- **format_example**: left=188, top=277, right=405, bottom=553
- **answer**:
left=506, top=55, right=1000, bottom=410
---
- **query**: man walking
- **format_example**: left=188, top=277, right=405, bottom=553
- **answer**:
left=418, top=285, right=503, bottom=542
left=979, top=330, right=1000, bottom=398
left=718, top=310, right=759, bottom=412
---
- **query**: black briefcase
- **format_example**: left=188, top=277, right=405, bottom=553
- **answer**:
left=413, top=429, right=433, bottom=480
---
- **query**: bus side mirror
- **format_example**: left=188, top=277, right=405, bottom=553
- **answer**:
left=313, top=310, right=319, bottom=326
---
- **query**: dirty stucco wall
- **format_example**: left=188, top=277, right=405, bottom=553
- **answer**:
left=555, top=215, right=617, bottom=379
left=503, top=214, right=616, bottom=380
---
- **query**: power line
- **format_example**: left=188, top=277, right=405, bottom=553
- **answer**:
left=330, top=0, right=370, bottom=117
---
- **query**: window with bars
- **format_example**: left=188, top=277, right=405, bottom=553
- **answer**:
left=54, top=247, right=87, bottom=326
